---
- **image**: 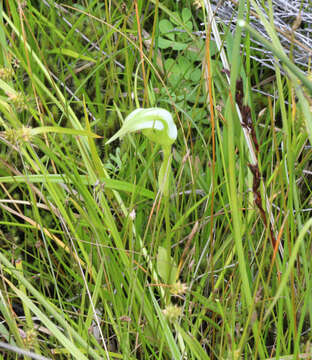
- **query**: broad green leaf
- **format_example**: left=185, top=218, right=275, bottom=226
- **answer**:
left=172, top=42, right=188, bottom=51
left=158, top=38, right=188, bottom=51
left=156, top=246, right=178, bottom=285
left=182, top=8, right=192, bottom=23
left=178, top=57, right=192, bottom=79
left=185, top=20, right=193, bottom=31
left=158, top=37, right=174, bottom=49
left=192, top=68, right=202, bottom=82
left=159, top=19, right=174, bottom=40
left=169, top=12, right=181, bottom=26
left=164, top=58, right=175, bottom=71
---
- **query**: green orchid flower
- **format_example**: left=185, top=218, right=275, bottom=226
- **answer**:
left=106, top=107, right=177, bottom=196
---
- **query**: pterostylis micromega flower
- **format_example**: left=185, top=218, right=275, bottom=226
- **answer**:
left=106, top=108, right=177, bottom=196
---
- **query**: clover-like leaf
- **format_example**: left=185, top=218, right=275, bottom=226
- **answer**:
left=159, top=19, right=175, bottom=41
left=158, top=37, right=175, bottom=50
left=182, top=8, right=192, bottom=23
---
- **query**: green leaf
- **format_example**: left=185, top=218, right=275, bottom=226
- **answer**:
left=175, top=325, right=211, bottom=360
left=158, top=37, right=174, bottom=49
left=0, top=174, right=155, bottom=199
left=158, top=37, right=188, bottom=51
left=185, top=20, right=193, bottom=31
left=31, top=126, right=100, bottom=138
left=178, top=57, right=192, bottom=79
left=172, top=42, right=188, bottom=51
left=182, top=8, right=192, bottom=23
left=169, top=12, right=181, bottom=26
left=7, top=280, right=90, bottom=360
left=156, top=246, right=178, bottom=284
left=164, top=58, right=175, bottom=71
left=192, top=68, right=202, bottom=82
left=159, top=19, right=174, bottom=40
left=150, top=289, right=182, bottom=358
left=48, top=48, right=95, bottom=62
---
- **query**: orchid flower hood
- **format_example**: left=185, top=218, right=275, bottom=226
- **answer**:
left=106, top=108, right=177, bottom=147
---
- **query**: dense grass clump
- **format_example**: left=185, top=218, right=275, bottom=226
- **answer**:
left=0, top=1, right=311, bottom=359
